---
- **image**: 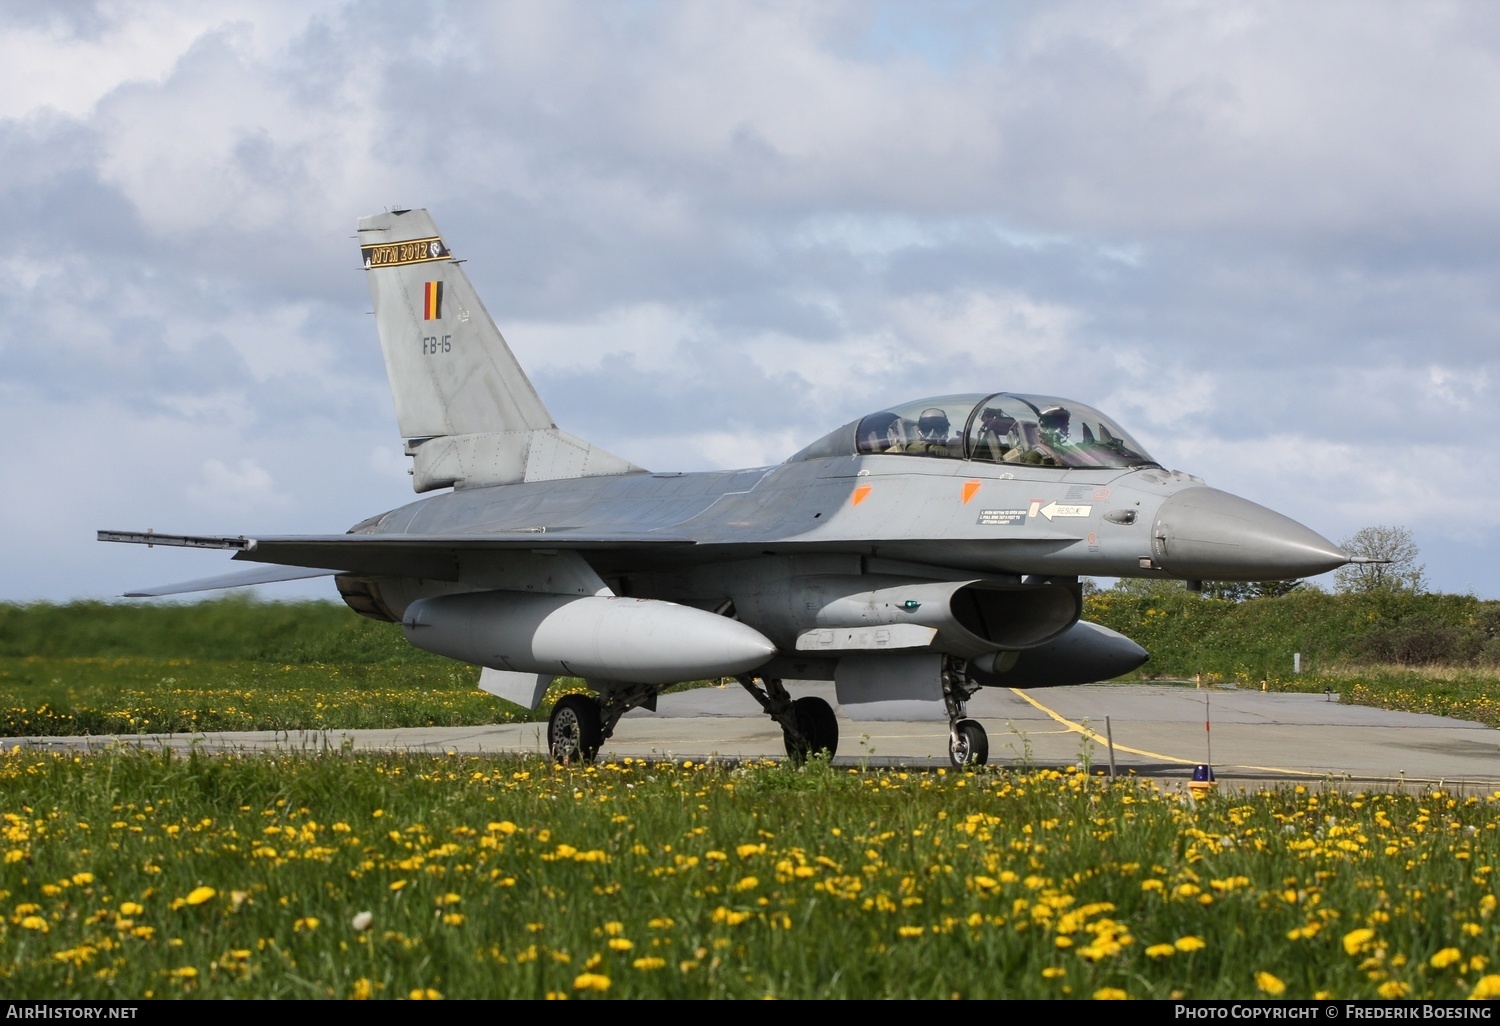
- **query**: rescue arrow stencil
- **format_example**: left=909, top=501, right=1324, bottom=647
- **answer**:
left=1038, top=502, right=1092, bottom=520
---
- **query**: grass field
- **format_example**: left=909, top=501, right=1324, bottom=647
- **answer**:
left=0, top=656, right=516, bottom=736
left=2, top=749, right=1497, bottom=1000
left=0, top=599, right=577, bottom=735
left=5, top=597, right=1500, bottom=737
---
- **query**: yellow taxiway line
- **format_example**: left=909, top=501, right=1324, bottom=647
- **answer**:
left=1008, top=688, right=1325, bottom=778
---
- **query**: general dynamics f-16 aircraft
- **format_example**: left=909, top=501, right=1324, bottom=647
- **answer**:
left=101, top=208, right=1350, bottom=768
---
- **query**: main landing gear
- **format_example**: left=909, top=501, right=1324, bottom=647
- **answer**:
left=547, top=694, right=603, bottom=764
left=547, top=683, right=660, bottom=765
left=735, top=676, right=838, bottom=764
left=943, top=658, right=989, bottom=769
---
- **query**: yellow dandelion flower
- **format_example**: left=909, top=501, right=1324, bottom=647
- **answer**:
left=1146, top=944, right=1176, bottom=958
left=119, top=902, right=144, bottom=916
left=71, top=872, right=95, bottom=886
left=633, top=957, right=666, bottom=970
left=442, top=913, right=465, bottom=926
left=1431, top=948, right=1463, bottom=969
left=1343, top=928, right=1376, bottom=956
left=574, top=972, right=611, bottom=992
left=734, top=876, right=759, bottom=892
left=897, top=926, right=925, bottom=938
left=1256, top=972, right=1286, bottom=996
left=20, top=916, right=47, bottom=932
left=1041, top=967, right=1066, bottom=979
left=293, top=916, right=319, bottom=931
left=408, top=987, right=443, bottom=1000
left=608, top=938, right=633, bottom=951
left=1175, top=936, right=1206, bottom=952
left=1093, top=987, right=1129, bottom=1000
left=351, top=978, right=373, bottom=1000
left=389, top=880, right=408, bottom=891
left=1469, top=975, right=1500, bottom=1000
left=184, top=886, right=216, bottom=906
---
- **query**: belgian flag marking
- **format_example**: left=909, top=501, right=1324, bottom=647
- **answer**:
left=422, top=281, right=443, bottom=320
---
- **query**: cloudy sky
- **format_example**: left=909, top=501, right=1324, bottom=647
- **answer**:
left=4, top=0, right=1499, bottom=602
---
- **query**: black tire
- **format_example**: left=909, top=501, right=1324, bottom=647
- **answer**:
left=548, top=694, right=603, bottom=765
left=950, top=719, right=989, bottom=769
left=784, top=696, right=839, bottom=763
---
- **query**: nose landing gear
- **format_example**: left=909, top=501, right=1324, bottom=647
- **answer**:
left=943, top=659, right=989, bottom=769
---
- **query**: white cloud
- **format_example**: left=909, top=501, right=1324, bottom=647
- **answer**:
left=186, top=457, right=288, bottom=512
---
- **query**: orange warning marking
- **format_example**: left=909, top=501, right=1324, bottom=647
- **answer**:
left=961, top=480, right=981, bottom=504
left=851, top=484, right=873, bottom=506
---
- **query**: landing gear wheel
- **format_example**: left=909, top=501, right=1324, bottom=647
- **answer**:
left=784, top=696, right=839, bottom=764
left=950, top=719, right=989, bottom=769
left=548, top=694, right=603, bottom=765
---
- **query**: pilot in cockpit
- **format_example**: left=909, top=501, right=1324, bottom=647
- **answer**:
left=1001, top=406, right=1069, bottom=466
left=1039, top=405, right=1069, bottom=442
left=901, top=408, right=958, bottom=457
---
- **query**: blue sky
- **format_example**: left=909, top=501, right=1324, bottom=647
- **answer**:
left=3, top=1, right=1499, bottom=601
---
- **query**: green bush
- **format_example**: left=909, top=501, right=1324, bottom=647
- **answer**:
left=1084, top=588, right=1500, bottom=679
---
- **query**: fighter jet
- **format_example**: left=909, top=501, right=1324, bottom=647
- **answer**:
left=101, top=208, right=1350, bottom=767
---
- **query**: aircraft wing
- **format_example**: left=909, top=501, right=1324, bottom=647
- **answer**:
left=99, top=530, right=697, bottom=581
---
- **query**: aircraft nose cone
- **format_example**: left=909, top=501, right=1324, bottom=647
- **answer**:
left=1151, top=487, right=1348, bottom=580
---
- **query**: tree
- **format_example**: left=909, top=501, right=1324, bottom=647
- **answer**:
left=1333, top=525, right=1426, bottom=594
left=1109, top=577, right=1192, bottom=599
left=1202, top=580, right=1304, bottom=601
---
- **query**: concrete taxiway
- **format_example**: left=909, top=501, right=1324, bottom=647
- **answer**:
left=5, top=682, right=1498, bottom=791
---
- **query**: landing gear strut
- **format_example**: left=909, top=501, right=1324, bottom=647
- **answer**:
left=736, top=676, right=839, bottom=763
left=546, top=682, right=660, bottom=765
left=943, top=658, right=988, bottom=769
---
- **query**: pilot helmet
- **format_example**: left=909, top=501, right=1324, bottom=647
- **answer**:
left=916, top=408, right=950, bottom=441
left=1038, top=406, right=1070, bottom=432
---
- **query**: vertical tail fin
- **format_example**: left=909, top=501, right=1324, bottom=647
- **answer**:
left=358, top=209, right=642, bottom=491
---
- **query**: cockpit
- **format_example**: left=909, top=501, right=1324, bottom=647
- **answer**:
left=788, top=393, right=1158, bottom=469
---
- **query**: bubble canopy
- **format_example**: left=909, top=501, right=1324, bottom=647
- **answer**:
left=787, top=393, right=1158, bottom=469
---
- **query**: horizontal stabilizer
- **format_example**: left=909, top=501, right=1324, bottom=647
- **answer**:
left=98, top=530, right=250, bottom=550
left=124, top=565, right=338, bottom=598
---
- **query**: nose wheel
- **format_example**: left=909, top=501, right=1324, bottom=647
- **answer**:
left=943, top=658, right=989, bottom=768
left=949, top=719, right=989, bottom=768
